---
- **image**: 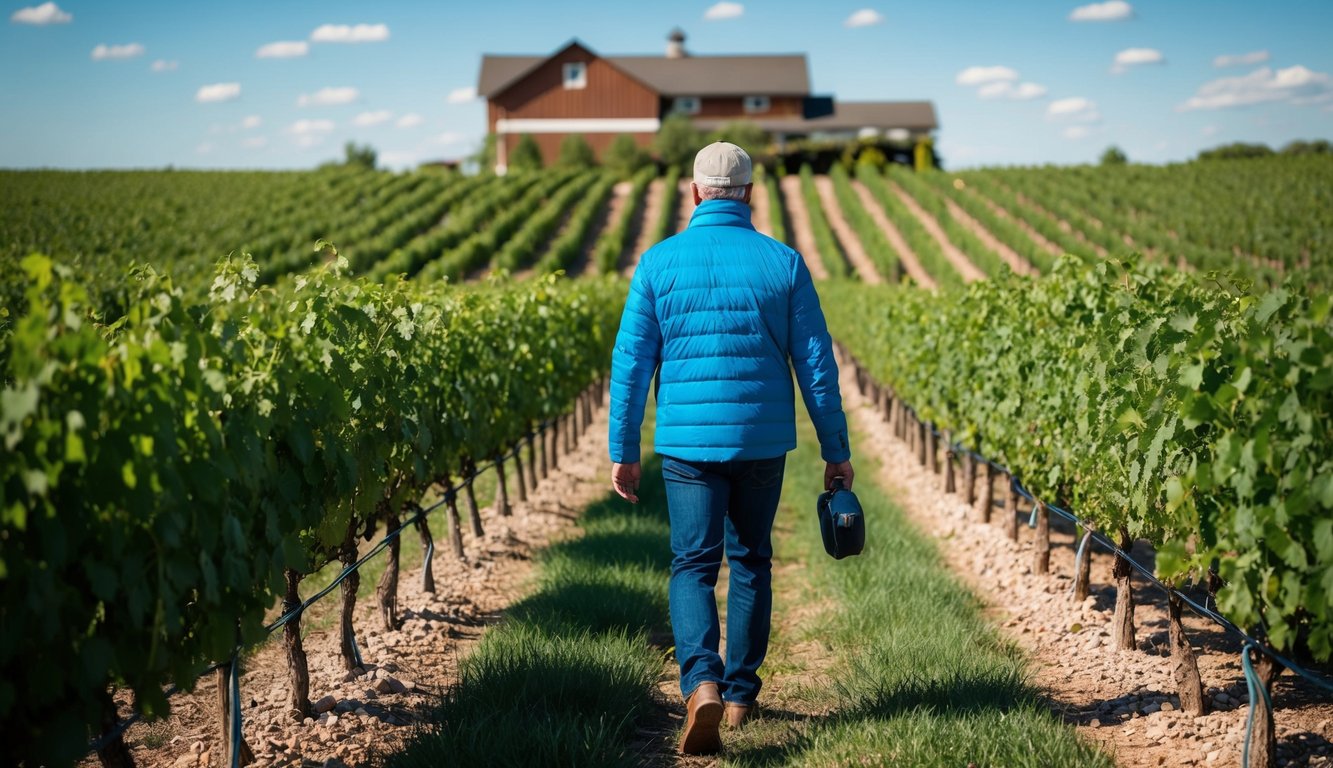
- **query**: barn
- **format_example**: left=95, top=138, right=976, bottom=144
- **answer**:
left=477, top=31, right=938, bottom=173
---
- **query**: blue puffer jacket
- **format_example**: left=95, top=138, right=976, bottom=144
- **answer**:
left=608, top=198, right=850, bottom=464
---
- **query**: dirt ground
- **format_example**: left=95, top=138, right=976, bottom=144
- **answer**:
left=777, top=175, right=830, bottom=280
left=95, top=400, right=616, bottom=768
left=836, top=351, right=1332, bottom=768
left=813, top=175, right=883, bottom=284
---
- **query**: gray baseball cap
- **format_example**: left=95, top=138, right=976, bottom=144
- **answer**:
left=693, top=141, right=752, bottom=187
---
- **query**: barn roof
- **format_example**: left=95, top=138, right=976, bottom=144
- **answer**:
left=478, top=45, right=811, bottom=98
left=694, top=101, right=940, bottom=132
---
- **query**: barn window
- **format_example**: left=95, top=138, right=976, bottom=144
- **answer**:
left=743, top=95, right=770, bottom=114
left=563, top=62, right=587, bottom=89
left=672, top=96, right=701, bottom=115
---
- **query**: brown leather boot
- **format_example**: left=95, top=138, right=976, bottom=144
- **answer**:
left=724, top=703, right=750, bottom=729
left=678, top=682, right=723, bottom=755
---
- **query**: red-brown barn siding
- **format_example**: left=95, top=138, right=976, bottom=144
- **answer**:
left=487, top=46, right=658, bottom=122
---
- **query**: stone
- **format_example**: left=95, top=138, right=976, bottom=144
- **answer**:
left=1160, top=701, right=1175, bottom=712
left=374, top=678, right=395, bottom=694
left=312, top=695, right=337, bottom=714
left=326, top=714, right=339, bottom=727
left=387, top=678, right=407, bottom=695
left=193, top=741, right=205, bottom=754
left=173, top=755, right=197, bottom=768
left=199, top=750, right=211, bottom=768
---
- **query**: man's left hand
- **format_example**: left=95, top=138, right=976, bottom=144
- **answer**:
left=611, top=462, right=642, bottom=503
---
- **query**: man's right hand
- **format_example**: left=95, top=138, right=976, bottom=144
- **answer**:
left=825, top=461, right=854, bottom=491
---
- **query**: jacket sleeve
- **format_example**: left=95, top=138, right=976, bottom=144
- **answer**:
left=608, top=262, right=662, bottom=463
left=788, top=255, right=851, bottom=463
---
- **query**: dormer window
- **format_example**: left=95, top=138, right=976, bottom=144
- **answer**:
left=672, top=96, right=701, bottom=115
left=743, top=95, right=770, bottom=114
left=563, top=61, right=587, bottom=89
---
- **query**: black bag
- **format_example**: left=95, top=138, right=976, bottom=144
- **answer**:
left=816, top=477, right=865, bottom=559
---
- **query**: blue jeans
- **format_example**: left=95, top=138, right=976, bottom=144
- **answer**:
left=661, top=453, right=787, bottom=706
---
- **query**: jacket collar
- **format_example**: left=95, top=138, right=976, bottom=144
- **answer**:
left=687, top=198, right=755, bottom=231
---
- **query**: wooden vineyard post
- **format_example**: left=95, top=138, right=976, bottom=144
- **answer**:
left=1004, top=474, right=1019, bottom=541
left=926, top=425, right=939, bottom=474
left=1033, top=501, right=1050, bottom=575
left=550, top=418, right=561, bottom=470
left=943, top=432, right=956, bottom=494
left=1073, top=529, right=1093, bottom=602
left=980, top=462, right=995, bottom=523
left=338, top=520, right=361, bottom=671
left=442, top=473, right=466, bottom=560
left=917, top=419, right=927, bottom=466
left=564, top=412, right=574, bottom=454
left=526, top=428, right=539, bottom=489
left=282, top=568, right=311, bottom=720
left=215, top=665, right=255, bottom=767
left=1245, top=646, right=1283, bottom=768
left=881, top=389, right=892, bottom=425
left=511, top=442, right=528, bottom=503
left=493, top=451, right=512, bottom=517
left=376, top=503, right=401, bottom=631
left=95, top=691, right=133, bottom=768
left=962, top=450, right=976, bottom=505
left=1167, top=591, right=1205, bottom=716
left=461, top=460, right=484, bottom=537
left=1111, top=527, right=1137, bottom=651
left=414, top=505, right=435, bottom=593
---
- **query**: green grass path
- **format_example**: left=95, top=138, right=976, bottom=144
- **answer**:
left=388, top=397, right=1111, bottom=767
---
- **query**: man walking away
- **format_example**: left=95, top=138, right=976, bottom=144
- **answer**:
left=607, top=142, right=854, bottom=755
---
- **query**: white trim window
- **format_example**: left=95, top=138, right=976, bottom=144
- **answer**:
left=562, top=61, right=587, bottom=90
left=672, top=96, right=701, bottom=115
left=743, top=95, right=770, bottom=114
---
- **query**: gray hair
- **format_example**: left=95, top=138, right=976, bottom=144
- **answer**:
left=696, top=183, right=748, bottom=201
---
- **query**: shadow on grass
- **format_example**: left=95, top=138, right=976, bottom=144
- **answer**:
left=386, top=455, right=672, bottom=768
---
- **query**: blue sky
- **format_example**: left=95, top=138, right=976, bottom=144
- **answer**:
left=1, top=0, right=1330, bottom=170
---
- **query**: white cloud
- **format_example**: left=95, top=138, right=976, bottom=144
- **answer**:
left=978, top=81, right=1047, bottom=100
left=310, top=23, right=389, bottom=43
left=446, top=86, right=477, bottom=104
left=1062, top=126, right=1091, bottom=140
left=196, top=82, right=241, bottom=103
left=955, top=65, right=1019, bottom=86
left=257, top=40, right=308, bottom=59
left=242, top=115, right=262, bottom=129
left=1178, top=65, right=1333, bottom=111
left=1111, top=47, right=1165, bottom=74
left=242, top=136, right=268, bottom=149
left=289, top=120, right=334, bottom=149
left=297, top=86, right=359, bottom=107
left=1201, top=125, right=1220, bottom=137
left=91, top=43, right=145, bottom=61
left=1069, top=0, right=1133, bottom=21
left=395, top=113, right=424, bottom=128
left=436, top=131, right=465, bottom=145
left=150, top=59, right=178, bottom=73
left=1214, top=50, right=1269, bottom=68
left=10, top=2, right=71, bottom=24
left=196, top=142, right=215, bottom=155
left=704, top=2, right=744, bottom=20
left=1047, top=97, right=1102, bottom=122
left=844, top=9, right=885, bottom=28
left=353, top=110, right=393, bottom=127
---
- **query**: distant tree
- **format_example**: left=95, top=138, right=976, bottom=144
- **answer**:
left=654, top=114, right=704, bottom=172
left=343, top=141, right=377, bottom=170
left=472, top=133, right=497, bottom=174
left=856, top=145, right=888, bottom=169
left=509, top=134, right=544, bottom=172
left=557, top=134, right=598, bottom=169
left=1196, top=142, right=1275, bottom=161
left=1100, top=146, right=1128, bottom=166
left=1280, top=139, right=1332, bottom=156
left=604, top=134, right=652, bottom=178
left=705, top=120, right=771, bottom=157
